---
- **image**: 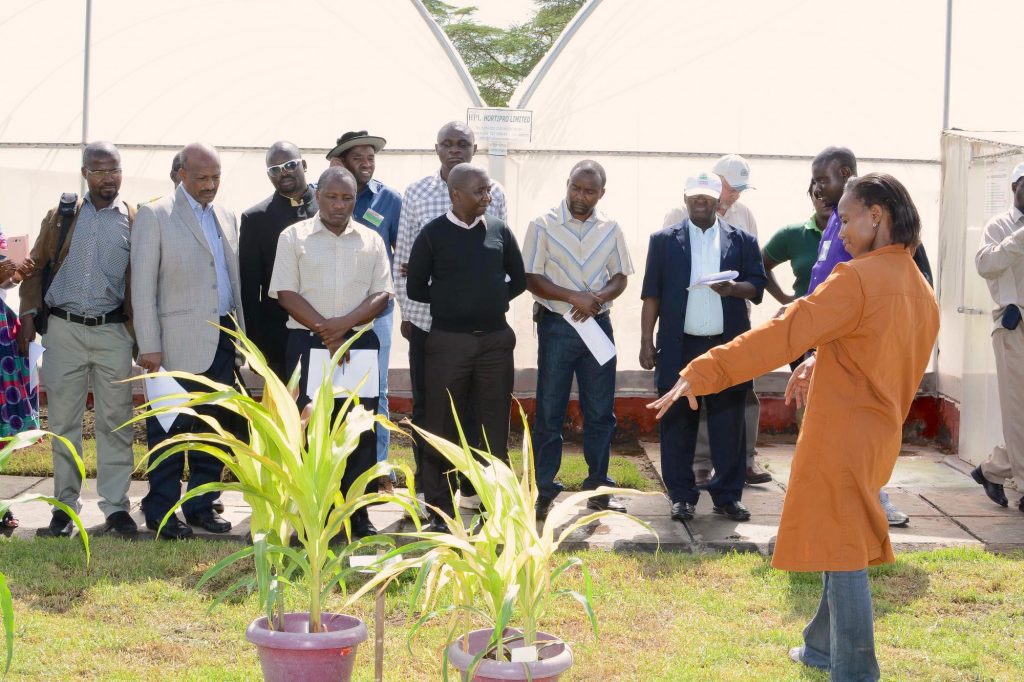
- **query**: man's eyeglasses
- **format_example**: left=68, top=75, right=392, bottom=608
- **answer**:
left=85, top=168, right=123, bottom=178
left=267, top=159, right=305, bottom=176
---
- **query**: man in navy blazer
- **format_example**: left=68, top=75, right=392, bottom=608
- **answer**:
left=640, top=172, right=766, bottom=523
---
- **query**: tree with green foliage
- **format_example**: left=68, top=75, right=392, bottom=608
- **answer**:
left=425, top=0, right=585, bottom=106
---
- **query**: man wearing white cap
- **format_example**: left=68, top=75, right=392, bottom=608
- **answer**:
left=663, top=154, right=771, bottom=487
left=973, top=161, right=1024, bottom=513
left=641, top=171, right=766, bottom=522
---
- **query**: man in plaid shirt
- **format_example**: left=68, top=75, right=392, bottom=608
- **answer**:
left=393, top=121, right=507, bottom=513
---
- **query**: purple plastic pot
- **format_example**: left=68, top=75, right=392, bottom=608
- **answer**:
left=447, top=628, right=573, bottom=681
left=244, top=612, right=368, bottom=682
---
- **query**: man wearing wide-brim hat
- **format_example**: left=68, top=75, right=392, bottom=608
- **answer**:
left=327, top=131, right=403, bottom=494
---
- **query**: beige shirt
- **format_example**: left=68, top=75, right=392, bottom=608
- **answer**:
left=662, top=200, right=758, bottom=238
left=269, top=214, right=394, bottom=330
left=976, top=206, right=1024, bottom=329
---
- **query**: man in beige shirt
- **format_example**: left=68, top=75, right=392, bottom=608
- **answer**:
left=269, top=166, right=394, bottom=538
left=662, top=154, right=770, bottom=487
left=973, top=161, right=1024, bottom=513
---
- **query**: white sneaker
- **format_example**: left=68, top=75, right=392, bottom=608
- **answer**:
left=880, top=490, right=909, bottom=527
left=458, top=493, right=481, bottom=511
left=788, top=647, right=804, bottom=664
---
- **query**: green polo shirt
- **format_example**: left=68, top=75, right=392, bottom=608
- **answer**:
left=763, top=215, right=823, bottom=298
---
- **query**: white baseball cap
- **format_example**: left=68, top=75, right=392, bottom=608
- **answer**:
left=712, top=154, right=754, bottom=191
left=684, top=171, right=722, bottom=199
left=1012, top=162, right=1024, bottom=184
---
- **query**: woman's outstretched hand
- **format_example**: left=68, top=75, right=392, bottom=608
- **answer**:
left=647, top=376, right=698, bottom=420
left=785, top=354, right=816, bottom=409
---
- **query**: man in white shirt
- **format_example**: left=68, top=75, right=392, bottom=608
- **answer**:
left=972, top=161, right=1024, bottom=513
left=663, top=154, right=770, bottom=487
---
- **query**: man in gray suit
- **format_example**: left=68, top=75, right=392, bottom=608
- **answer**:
left=132, top=142, right=244, bottom=539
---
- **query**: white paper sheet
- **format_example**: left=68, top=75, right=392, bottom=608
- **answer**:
left=27, top=341, right=44, bottom=390
left=687, top=269, right=739, bottom=290
left=143, top=367, right=190, bottom=432
left=562, top=311, right=617, bottom=366
left=306, top=348, right=380, bottom=401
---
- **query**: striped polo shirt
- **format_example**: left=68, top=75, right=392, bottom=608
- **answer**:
left=522, top=200, right=633, bottom=315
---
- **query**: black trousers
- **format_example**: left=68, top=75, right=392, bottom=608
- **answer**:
left=659, top=334, right=747, bottom=506
left=407, top=324, right=429, bottom=491
left=285, top=328, right=379, bottom=507
left=143, top=317, right=240, bottom=524
left=422, top=326, right=515, bottom=517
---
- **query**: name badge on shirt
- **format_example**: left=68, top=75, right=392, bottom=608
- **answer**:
left=817, top=240, right=831, bottom=262
left=362, top=208, right=384, bottom=227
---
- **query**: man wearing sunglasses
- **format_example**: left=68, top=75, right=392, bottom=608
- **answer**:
left=239, top=142, right=317, bottom=380
left=18, top=141, right=138, bottom=538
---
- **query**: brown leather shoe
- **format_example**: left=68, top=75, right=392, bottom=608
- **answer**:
left=746, top=462, right=772, bottom=485
left=694, top=469, right=712, bottom=489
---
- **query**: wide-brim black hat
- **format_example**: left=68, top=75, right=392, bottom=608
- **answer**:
left=326, top=130, right=386, bottom=159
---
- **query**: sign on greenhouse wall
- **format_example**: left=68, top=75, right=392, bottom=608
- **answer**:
left=466, top=108, right=533, bottom=155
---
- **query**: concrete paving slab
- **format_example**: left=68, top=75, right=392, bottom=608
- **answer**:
left=888, top=516, right=982, bottom=551
left=917, top=487, right=1023, bottom=518
left=881, top=489, right=944, bottom=517
left=954, top=516, right=1024, bottom=552
left=687, top=515, right=779, bottom=555
left=0, top=475, right=44, bottom=499
left=691, top=483, right=786, bottom=516
left=554, top=514, right=686, bottom=552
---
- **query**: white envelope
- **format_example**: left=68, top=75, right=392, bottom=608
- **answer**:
left=143, top=368, right=191, bottom=432
left=306, top=348, right=380, bottom=401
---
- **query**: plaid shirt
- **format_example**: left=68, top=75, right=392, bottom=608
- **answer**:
left=393, top=170, right=507, bottom=331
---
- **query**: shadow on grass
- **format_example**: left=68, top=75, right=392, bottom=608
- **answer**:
left=749, top=557, right=931, bottom=620
left=0, top=535, right=408, bottom=616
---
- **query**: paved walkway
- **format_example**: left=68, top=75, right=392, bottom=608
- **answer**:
left=2, top=441, right=1021, bottom=554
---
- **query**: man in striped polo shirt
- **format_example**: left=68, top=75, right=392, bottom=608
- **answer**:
left=523, top=160, right=634, bottom=519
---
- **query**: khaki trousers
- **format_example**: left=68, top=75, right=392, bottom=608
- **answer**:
left=41, top=316, right=135, bottom=516
left=981, top=325, right=1024, bottom=491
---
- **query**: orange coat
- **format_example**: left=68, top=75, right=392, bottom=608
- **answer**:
left=681, top=245, right=939, bottom=571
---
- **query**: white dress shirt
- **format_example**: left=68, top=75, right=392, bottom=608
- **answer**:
left=683, top=218, right=724, bottom=336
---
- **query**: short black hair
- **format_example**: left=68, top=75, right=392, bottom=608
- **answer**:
left=317, top=165, right=356, bottom=189
left=844, top=173, right=921, bottom=248
left=813, top=146, right=858, bottom=175
left=569, top=159, right=607, bottom=187
left=171, top=151, right=184, bottom=174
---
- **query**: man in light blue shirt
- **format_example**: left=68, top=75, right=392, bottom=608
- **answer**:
left=183, top=187, right=233, bottom=315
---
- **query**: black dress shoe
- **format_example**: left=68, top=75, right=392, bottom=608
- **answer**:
left=47, top=509, right=75, bottom=537
left=670, top=501, right=696, bottom=521
left=104, top=511, right=138, bottom=536
left=425, top=515, right=448, bottom=533
left=147, top=515, right=194, bottom=540
left=185, top=510, right=232, bottom=533
left=713, top=501, right=752, bottom=522
left=586, top=494, right=627, bottom=513
left=535, top=495, right=554, bottom=520
left=350, top=512, right=379, bottom=539
left=971, top=467, right=1008, bottom=507
left=1018, top=496, right=1024, bottom=513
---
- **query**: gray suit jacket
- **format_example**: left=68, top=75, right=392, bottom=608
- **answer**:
left=131, top=186, right=244, bottom=373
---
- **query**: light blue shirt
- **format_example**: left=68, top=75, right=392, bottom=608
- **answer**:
left=181, top=186, right=233, bottom=315
left=683, top=218, right=724, bottom=336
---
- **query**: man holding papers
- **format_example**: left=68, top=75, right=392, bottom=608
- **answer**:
left=406, top=163, right=526, bottom=531
left=522, top=160, right=634, bottom=519
left=269, top=166, right=394, bottom=539
left=640, top=171, right=766, bottom=523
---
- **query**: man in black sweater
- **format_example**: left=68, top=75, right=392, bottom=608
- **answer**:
left=239, top=141, right=317, bottom=379
left=407, top=164, right=527, bottom=529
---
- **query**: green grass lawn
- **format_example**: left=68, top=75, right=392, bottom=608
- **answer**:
left=0, top=539, right=1019, bottom=680
left=3, top=435, right=657, bottom=492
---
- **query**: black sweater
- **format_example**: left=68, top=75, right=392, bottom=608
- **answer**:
left=406, top=214, right=527, bottom=333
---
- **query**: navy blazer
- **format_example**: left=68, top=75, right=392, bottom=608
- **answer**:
left=641, top=220, right=767, bottom=391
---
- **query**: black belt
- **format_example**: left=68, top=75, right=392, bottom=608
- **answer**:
left=49, top=306, right=127, bottom=327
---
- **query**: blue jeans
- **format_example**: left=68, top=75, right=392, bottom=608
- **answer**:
left=372, top=310, right=393, bottom=467
left=532, top=312, right=616, bottom=501
left=797, top=570, right=880, bottom=681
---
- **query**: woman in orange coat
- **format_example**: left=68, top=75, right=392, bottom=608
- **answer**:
left=650, top=173, right=939, bottom=681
